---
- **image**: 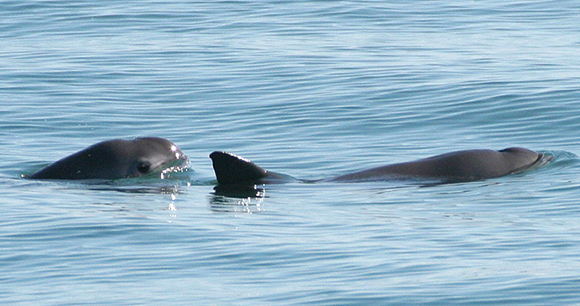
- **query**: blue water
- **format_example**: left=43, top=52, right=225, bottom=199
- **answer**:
left=2, top=0, right=580, bottom=304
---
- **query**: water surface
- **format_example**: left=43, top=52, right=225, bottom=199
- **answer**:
left=2, top=0, right=580, bottom=304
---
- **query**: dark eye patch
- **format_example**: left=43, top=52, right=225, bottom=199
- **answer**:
left=137, top=162, right=151, bottom=174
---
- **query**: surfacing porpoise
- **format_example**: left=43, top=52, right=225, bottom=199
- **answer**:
left=210, top=148, right=544, bottom=186
left=28, top=137, right=188, bottom=180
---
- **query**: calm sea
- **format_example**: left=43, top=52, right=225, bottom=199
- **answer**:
left=2, top=0, right=580, bottom=304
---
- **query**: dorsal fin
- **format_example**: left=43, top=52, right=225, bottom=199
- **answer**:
left=210, top=151, right=269, bottom=185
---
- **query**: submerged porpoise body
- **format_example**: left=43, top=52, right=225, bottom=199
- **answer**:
left=210, top=148, right=543, bottom=186
left=29, top=137, right=188, bottom=180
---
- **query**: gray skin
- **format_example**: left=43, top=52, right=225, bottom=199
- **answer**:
left=29, top=137, right=188, bottom=180
left=209, top=148, right=543, bottom=186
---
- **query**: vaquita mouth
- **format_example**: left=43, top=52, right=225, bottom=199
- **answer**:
left=159, top=155, right=190, bottom=179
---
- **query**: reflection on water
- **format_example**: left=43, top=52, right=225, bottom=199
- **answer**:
left=89, top=184, right=186, bottom=195
left=208, top=185, right=266, bottom=213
